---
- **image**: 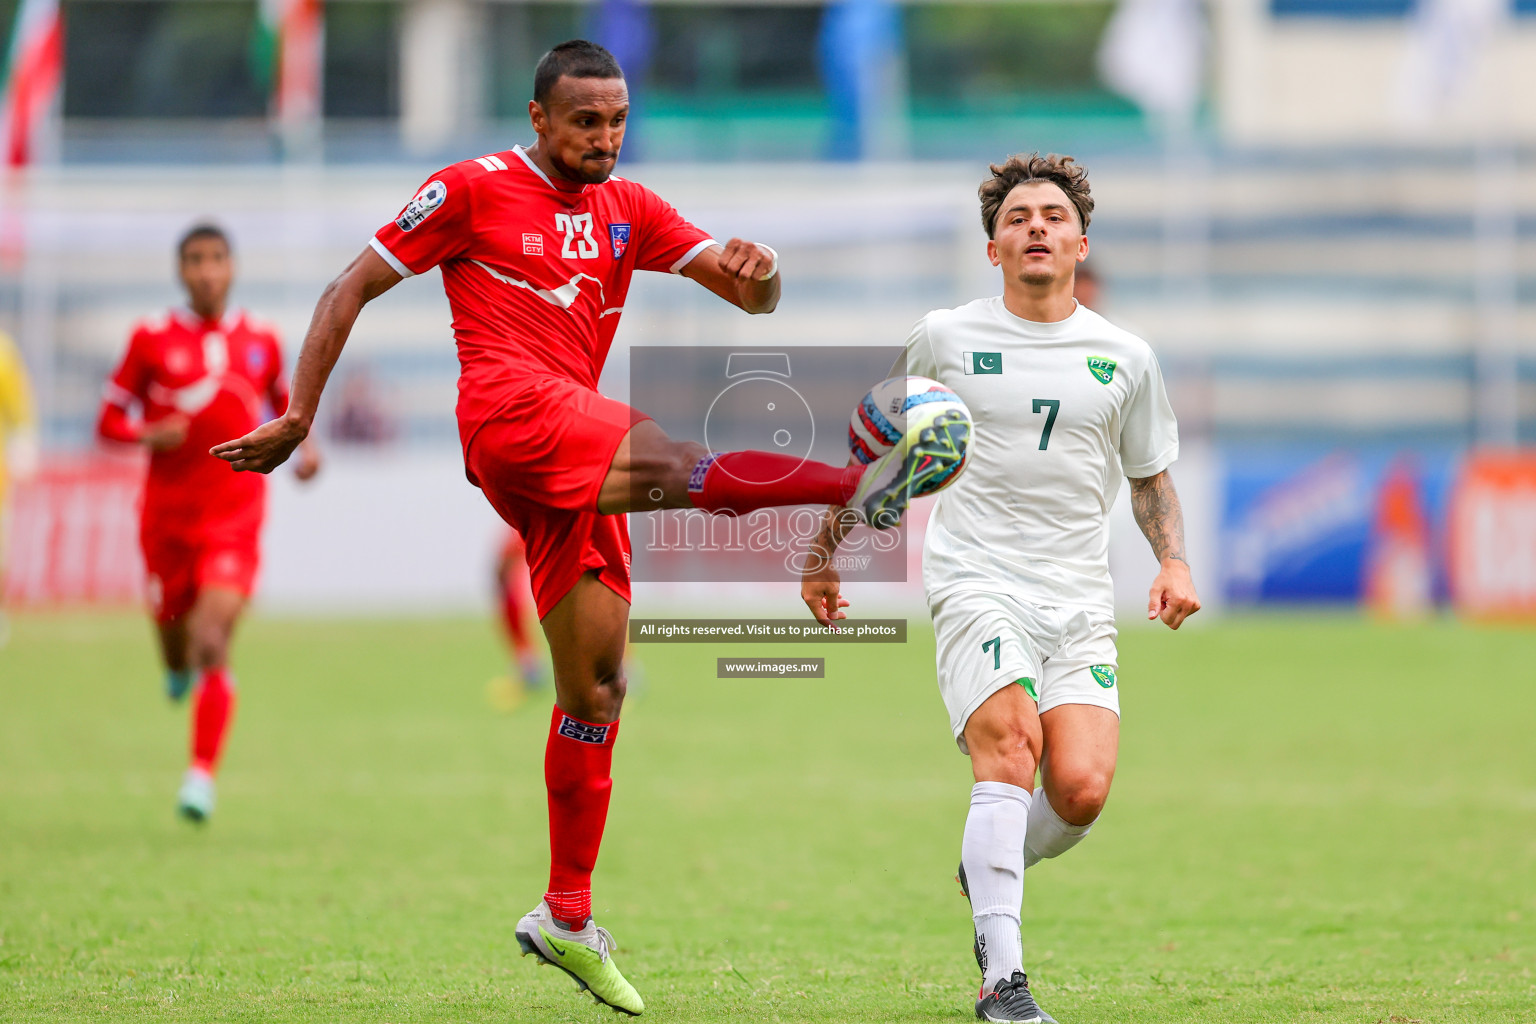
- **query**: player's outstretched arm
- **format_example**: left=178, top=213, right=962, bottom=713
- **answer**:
left=212, top=247, right=401, bottom=473
left=679, top=238, right=781, bottom=314
left=1130, top=470, right=1201, bottom=630
left=799, top=506, right=860, bottom=625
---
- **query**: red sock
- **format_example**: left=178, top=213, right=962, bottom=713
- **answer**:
left=191, top=668, right=237, bottom=774
left=544, top=705, right=620, bottom=926
left=688, top=451, right=862, bottom=515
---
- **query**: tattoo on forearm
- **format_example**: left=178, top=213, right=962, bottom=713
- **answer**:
left=806, top=507, right=860, bottom=572
left=1130, top=471, right=1186, bottom=565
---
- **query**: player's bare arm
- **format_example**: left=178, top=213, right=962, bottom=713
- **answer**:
left=1130, top=469, right=1201, bottom=629
left=212, top=248, right=400, bottom=473
left=799, top=506, right=861, bottom=624
left=679, top=238, right=781, bottom=314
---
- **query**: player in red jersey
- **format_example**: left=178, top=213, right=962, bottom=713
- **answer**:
left=212, top=41, right=967, bottom=1013
left=98, top=224, right=320, bottom=823
left=487, top=527, right=548, bottom=709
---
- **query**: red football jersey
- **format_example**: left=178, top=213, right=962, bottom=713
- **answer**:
left=102, top=308, right=287, bottom=529
left=370, top=146, right=715, bottom=453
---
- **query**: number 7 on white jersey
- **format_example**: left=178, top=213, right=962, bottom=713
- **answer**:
left=555, top=213, right=598, bottom=259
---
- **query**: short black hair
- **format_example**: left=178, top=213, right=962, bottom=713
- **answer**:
left=533, top=39, right=624, bottom=106
left=178, top=222, right=230, bottom=259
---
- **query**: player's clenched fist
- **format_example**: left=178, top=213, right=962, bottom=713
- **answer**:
left=211, top=414, right=308, bottom=474
left=719, top=238, right=778, bottom=281
left=1147, top=558, right=1201, bottom=630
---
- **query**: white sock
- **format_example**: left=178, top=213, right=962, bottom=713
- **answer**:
left=961, top=781, right=1031, bottom=989
left=1023, top=786, right=1095, bottom=869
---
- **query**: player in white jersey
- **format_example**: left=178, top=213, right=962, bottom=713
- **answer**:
left=801, top=153, right=1200, bottom=1023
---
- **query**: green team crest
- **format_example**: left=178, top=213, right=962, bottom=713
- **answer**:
left=1086, top=357, right=1117, bottom=385
left=1090, top=665, right=1117, bottom=689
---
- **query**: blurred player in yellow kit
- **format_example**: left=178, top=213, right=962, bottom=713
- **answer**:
left=0, top=330, right=39, bottom=647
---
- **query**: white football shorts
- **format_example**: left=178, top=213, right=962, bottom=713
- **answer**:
left=930, top=589, right=1120, bottom=753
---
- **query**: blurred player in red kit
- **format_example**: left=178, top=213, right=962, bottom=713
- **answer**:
left=487, top=527, right=548, bottom=710
left=98, top=224, right=320, bottom=823
left=212, top=41, right=965, bottom=1013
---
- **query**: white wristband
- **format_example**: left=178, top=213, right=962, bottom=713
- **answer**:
left=756, top=244, right=779, bottom=281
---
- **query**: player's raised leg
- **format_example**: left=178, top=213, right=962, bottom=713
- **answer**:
left=596, top=414, right=967, bottom=528
left=176, top=584, right=244, bottom=822
left=597, top=418, right=858, bottom=516
left=513, top=570, right=643, bottom=1015
left=1025, top=705, right=1117, bottom=869
left=961, top=685, right=1056, bottom=1023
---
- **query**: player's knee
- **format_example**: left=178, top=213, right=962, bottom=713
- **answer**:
left=190, top=638, right=227, bottom=671
left=188, top=622, right=230, bottom=670
left=557, top=664, right=627, bottom=723
left=1052, top=769, right=1112, bottom=824
left=596, top=663, right=627, bottom=706
left=967, top=718, right=1041, bottom=786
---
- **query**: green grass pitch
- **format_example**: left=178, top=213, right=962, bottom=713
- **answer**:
left=1, top=611, right=1532, bottom=1022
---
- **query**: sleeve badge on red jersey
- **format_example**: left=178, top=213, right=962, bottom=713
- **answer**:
left=396, top=179, right=448, bottom=232
left=608, top=222, right=631, bottom=259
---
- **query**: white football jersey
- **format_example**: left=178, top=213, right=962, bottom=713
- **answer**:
left=905, top=297, right=1178, bottom=614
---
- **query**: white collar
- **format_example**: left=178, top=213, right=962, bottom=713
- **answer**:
left=513, top=144, right=560, bottom=190
left=512, top=144, right=605, bottom=194
left=172, top=307, right=241, bottom=332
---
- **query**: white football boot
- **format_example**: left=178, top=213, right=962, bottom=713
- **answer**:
left=176, top=767, right=216, bottom=823
left=848, top=401, right=971, bottom=528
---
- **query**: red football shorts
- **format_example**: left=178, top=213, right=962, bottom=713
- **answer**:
left=141, top=516, right=261, bottom=624
left=466, top=377, right=646, bottom=619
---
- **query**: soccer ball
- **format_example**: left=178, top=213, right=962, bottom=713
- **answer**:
left=848, top=375, right=972, bottom=492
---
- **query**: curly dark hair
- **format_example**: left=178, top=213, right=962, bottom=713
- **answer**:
left=978, top=153, right=1094, bottom=238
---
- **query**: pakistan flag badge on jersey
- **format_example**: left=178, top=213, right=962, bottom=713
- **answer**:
left=1086, top=356, right=1117, bottom=385
left=963, top=351, right=1003, bottom=375
left=1090, top=665, right=1117, bottom=689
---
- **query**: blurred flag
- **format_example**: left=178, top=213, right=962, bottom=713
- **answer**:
left=819, top=0, right=905, bottom=161
left=588, top=0, right=653, bottom=156
left=0, top=0, right=63, bottom=168
left=590, top=0, right=653, bottom=83
left=1097, top=0, right=1204, bottom=121
left=1395, top=0, right=1508, bottom=125
left=254, top=0, right=325, bottom=142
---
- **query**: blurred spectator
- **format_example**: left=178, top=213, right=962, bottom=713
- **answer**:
left=1073, top=261, right=1101, bottom=311
left=1365, top=457, right=1434, bottom=619
left=329, top=367, right=398, bottom=445
left=0, top=330, right=38, bottom=646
